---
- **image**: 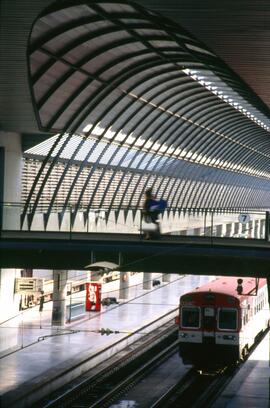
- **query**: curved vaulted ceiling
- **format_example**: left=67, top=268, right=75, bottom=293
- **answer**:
left=137, top=0, right=270, bottom=113
left=23, top=0, right=270, bottom=228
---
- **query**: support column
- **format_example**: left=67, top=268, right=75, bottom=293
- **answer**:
left=0, top=133, right=22, bottom=325
left=0, top=147, right=4, bottom=231
left=119, top=272, right=130, bottom=300
left=240, top=222, right=246, bottom=236
left=143, top=272, right=152, bottom=290
left=225, top=223, right=233, bottom=237
left=254, top=219, right=260, bottom=239
left=230, top=222, right=236, bottom=237
left=234, top=222, right=240, bottom=236
left=0, top=132, right=22, bottom=230
left=216, top=224, right=225, bottom=237
left=52, top=270, right=68, bottom=326
left=162, top=273, right=171, bottom=283
left=259, top=219, right=265, bottom=239
left=249, top=219, right=255, bottom=238
left=0, top=268, right=21, bottom=323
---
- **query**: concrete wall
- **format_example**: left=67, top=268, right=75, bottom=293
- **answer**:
left=0, top=268, right=21, bottom=323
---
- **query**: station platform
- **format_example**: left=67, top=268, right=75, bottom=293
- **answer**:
left=213, top=331, right=270, bottom=407
left=0, top=273, right=211, bottom=408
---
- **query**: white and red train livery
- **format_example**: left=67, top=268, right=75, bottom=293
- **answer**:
left=177, top=276, right=269, bottom=367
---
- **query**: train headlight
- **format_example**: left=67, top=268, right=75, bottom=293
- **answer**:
left=223, top=335, right=236, bottom=340
left=180, top=332, right=188, bottom=338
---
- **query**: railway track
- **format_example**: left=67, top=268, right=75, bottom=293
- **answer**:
left=98, top=332, right=270, bottom=408
left=35, top=314, right=269, bottom=408
left=34, top=311, right=179, bottom=408
left=41, top=329, right=236, bottom=408
left=88, top=339, right=180, bottom=408
left=151, top=366, right=237, bottom=408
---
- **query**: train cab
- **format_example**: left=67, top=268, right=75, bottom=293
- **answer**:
left=177, top=276, right=269, bottom=368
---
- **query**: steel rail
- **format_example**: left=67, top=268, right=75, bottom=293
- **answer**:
left=36, top=310, right=178, bottom=408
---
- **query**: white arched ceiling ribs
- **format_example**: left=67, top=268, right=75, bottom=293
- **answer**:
left=24, top=1, right=270, bottom=228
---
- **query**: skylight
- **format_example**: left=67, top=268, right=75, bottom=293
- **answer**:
left=183, top=68, right=270, bottom=132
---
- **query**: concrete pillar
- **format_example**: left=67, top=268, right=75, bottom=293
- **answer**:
left=0, top=147, right=4, bottom=230
left=143, top=272, right=152, bottom=290
left=254, top=219, right=260, bottom=239
left=249, top=220, right=255, bottom=238
left=234, top=222, right=240, bottom=236
left=0, top=132, right=22, bottom=230
left=162, top=273, right=171, bottom=283
left=0, top=268, right=21, bottom=323
left=204, top=226, right=211, bottom=236
left=119, top=272, right=130, bottom=300
left=216, top=224, right=225, bottom=237
left=86, top=269, right=92, bottom=282
left=225, top=223, right=233, bottom=237
left=193, top=227, right=202, bottom=236
left=260, top=219, right=265, bottom=239
left=239, top=222, right=246, bottom=236
left=0, top=270, right=22, bottom=354
left=52, top=270, right=68, bottom=326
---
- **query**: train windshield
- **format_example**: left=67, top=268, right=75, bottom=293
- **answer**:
left=218, top=308, right=237, bottom=330
left=181, top=307, right=200, bottom=328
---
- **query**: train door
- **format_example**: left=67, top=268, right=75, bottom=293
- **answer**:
left=202, top=306, right=216, bottom=340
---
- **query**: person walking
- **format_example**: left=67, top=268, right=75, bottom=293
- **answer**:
left=143, top=188, right=160, bottom=239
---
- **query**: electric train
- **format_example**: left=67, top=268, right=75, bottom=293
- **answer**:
left=176, top=276, right=269, bottom=367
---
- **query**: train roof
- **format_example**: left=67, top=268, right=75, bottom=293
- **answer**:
left=182, top=276, right=266, bottom=300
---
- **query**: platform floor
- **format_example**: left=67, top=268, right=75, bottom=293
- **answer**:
left=0, top=273, right=269, bottom=407
left=0, top=273, right=211, bottom=407
left=213, top=331, right=270, bottom=407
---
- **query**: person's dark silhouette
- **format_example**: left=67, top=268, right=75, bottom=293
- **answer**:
left=143, top=188, right=160, bottom=239
left=39, top=290, right=45, bottom=312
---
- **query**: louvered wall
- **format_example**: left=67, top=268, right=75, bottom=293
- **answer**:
left=22, top=157, right=270, bottom=211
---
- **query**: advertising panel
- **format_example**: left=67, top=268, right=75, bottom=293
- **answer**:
left=85, top=282, right=101, bottom=312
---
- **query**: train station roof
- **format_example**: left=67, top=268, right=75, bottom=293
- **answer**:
left=17, top=1, right=270, bottom=225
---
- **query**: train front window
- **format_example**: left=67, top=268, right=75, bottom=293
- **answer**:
left=181, top=307, right=200, bottom=328
left=218, top=308, right=237, bottom=330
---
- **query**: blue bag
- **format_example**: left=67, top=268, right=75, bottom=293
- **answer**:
left=149, top=199, right=167, bottom=213
left=158, top=199, right=167, bottom=212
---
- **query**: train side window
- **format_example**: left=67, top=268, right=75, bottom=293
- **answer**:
left=218, top=308, right=237, bottom=330
left=181, top=307, right=200, bottom=328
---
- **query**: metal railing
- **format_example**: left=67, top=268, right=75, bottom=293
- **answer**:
left=0, top=202, right=269, bottom=241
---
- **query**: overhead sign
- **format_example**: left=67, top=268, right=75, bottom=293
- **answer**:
left=238, top=214, right=250, bottom=224
left=15, top=278, right=44, bottom=293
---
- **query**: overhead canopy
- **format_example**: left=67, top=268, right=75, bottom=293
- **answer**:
left=23, top=0, right=270, bottom=227
left=84, top=261, right=119, bottom=271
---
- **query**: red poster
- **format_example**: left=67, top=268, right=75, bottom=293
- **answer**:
left=85, top=282, right=101, bottom=312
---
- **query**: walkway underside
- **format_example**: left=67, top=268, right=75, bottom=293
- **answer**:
left=1, top=232, right=270, bottom=277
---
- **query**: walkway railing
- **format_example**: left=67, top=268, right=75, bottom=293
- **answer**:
left=0, top=202, right=269, bottom=241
